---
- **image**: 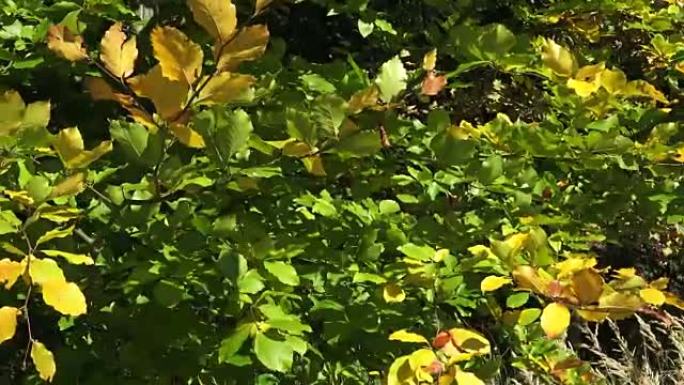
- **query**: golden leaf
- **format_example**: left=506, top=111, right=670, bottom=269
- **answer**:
left=383, top=283, right=406, bottom=303
left=389, top=329, right=429, bottom=344
left=640, top=288, right=666, bottom=306
left=0, top=259, right=25, bottom=289
left=128, top=65, right=189, bottom=121
left=541, top=38, right=577, bottom=77
left=29, top=257, right=66, bottom=285
left=624, top=80, right=669, bottom=104
left=302, top=155, right=326, bottom=176
left=0, top=306, right=19, bottom=344
left=449, top=328, right=490, bottom=355
left=53, top=127, right=113, bottom=169
left=512, top=265, right=551, bottom=294
left=31, top=341, right=56, bottom=382
left=541, top=303, right=570, bottom=339
left=198, top=72, right=255, bottom=105
left=169, top=123, right=206, bottom=148
left=348, top=86, right=379, bottom=114
left=576, top=309, right=608, bottom=322
left=100, top=22, right=138, bottom=78
left=42, top=280, right=87, bottom=316
left=0, top=90, right=26, bottom=135
left=40, top=250, right=94, bottom=265
left=480, top=275, right=512, bottom=292
left=216, top=25, right=269, bottom=72
left=600, top=68, right=627, bottom=94
left=567, top=78, right=600, bottom=97
left=151, top=26, right=203, bottom=84
left=423, top=48, right=437, bottom=71
left=455, top=369, right=485, bottom=385
left=188, top=0, right=237, bottom=43
left=571, top=269, right=604, bottom=305
left=46, top=24, right=87, bottom=62
left=49, top=172, right=86, bottom=199
left=387, top=356, right=413, bottom=385
left=555, top=257, right=597, bottom=279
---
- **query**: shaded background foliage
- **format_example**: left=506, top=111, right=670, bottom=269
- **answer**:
left=1, top=0, right=684, bottom=384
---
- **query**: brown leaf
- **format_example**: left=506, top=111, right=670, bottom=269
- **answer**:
left=198, top=72, right=255, bottom=105
left=128, top=65, right=189, bottom=121
left=188, top=0, right=237, bottom=44
left=100, top=22, right=138, bottom=78
left=151, top=26, right=203, bottom=85
left=47, top=24, right=87, bottom=61
left=421, top=71, right=447, bottom=96
left=216, top=25, right=269, bottom=72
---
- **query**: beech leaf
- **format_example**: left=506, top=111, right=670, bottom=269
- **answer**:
left=100, top=22, right=138, bottom=78
left=151, top=26, right=203, bottom=85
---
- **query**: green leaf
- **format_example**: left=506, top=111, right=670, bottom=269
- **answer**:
left=398, top=243, right=435, bottom=262
left=110, top=121, right=149, bottom=158
left=375, top=56, right=407, bottom=102
left=379, top=200, right=400, bottom=214
left=254, top=333, right=294, bottom=372
left=36, top=225, right=75, bottom=246
left=218, top=323, right=253, bottom=362
left=194, top=108, right=254, bottom=164
left=238, top=269, right=265, bottom=294
left=153, top=280, right=185, bottom=307
left=505, top=292, right=529, bottom=308
left=263, top=261, right=299, bottom=286
left=0, top=211, right=22, bottom=235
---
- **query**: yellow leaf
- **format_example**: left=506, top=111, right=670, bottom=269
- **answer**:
left=42, top=280, right=87, bottom=316
left=53, top=127, right=112, bottom=169
left=188, top=0, right=237, bottom=43
left=31, top=341, right=56, bottom=382
left=408, top=349, right=437, bottom=370
left=555, top=257, right=597, bottom=279
left=254, top=0, right=272, bottom=15
left=0, top=306, right=19, bottom=343
left=600, top=68, right=627, bottom=94
left=128, top=65, right=189, bottom=121
left=46, top=24, right=87, bottom=62
left=512, top=265, right=552, bottom=294
left=575, top=62, right=605, bottom=81
left=676, top=61, right=684, bottom=74
left=624, top=80, right=669, bottom=104
left=614, top=267, right=636, bottom=279
left=36, top=226, right=75, bottom=247
left=169, top=123, right=206, bottom=148
left=40, top=250, right=94, bottom=265
left=541, top=38, right=577, bottom=77
left=348, top=86, right=380, bottom=114
left=423, top=48, right=437, bottom=71
left=480, top=275, right=511, bottom=292
left=99, top=22, right=138, bottom=79
left=449, top=328, right=490, bottom=355
left=541, top=303, right=570, bottom=339
left=576, top=309, right=608, bottom=322
left=665, top=292, right=684, bottom=310
left=567, top=78, right=600, bottom=97
left=151, top=26, right=203, bottom=85
left=216, top=25, right=269, bottom=72
left=455, top=369, right=485, bottom=385
left=673, top=146, right=684, bottom=163
left=29, top=257, right=66, bottom=285
left=0, top=259, right=25, bottom=289
left=198, top=72, right=255, bottom=105
left=389, top=329, right=429, bottom=344
left=302, top=155, right=326, bottom=176
left=571, top=269, right=604, bottom=305
left=49, top=172, right=86, bottom=199
left=38, top=207, right=81, bottom=224
left=84, top=76, right=134, bottom=105
left=640, top=288, right=666, bottom=306
left=383, top=283, right=406, bottom=303
left=0, top=90, right=26, bottom=136
left=650, top=277, right=669, bottom=290
left=387, top=356, right=413, bottom=385
left=598, top=291, right=642, bottom=319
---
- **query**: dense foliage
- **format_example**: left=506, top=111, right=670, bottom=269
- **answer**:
left=1, top=0, right=684, bottom=384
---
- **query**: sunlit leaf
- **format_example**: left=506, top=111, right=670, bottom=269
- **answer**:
left=53, top=127, right=112, bottom=169
left=640, top=288, right=666, bottom=306
left=423, top=48, right=437, bottom=71
left=449, top=328, right=490, bottom=355
left=375, top=56, right=407, bottom=102
left=31, top=341, right=56, bottom=382
left=188, top=0, right=237, bottom=43
left=128, top=65, right=189, bottom=121
left=541, top=303, right=570, bottom=339
left=480, top=275, right=512, bottom=292
left=42, top=279, right=87, bottom=316
left=571, top=269, right=604, bottom=305
left=0, top=259, right=25, bottom=289
left=541, top=38, right=576, bottom=77
left=151, top=26, right=203, bottom=84
left=455, top=369, right=485, bottom=385
left=0, top=306, right=19, bottom=344
left=100, top=22, right=138, bottom=78
left=36, top=226, right=75, bottom=246
left=383, top=283, right=406, bottom=303
left=49, top=172, right=86, bottom=199
left=216, top=25, right=270, bottom=72
left=46, top=24, right=87, bottom=61
left=389, top=329, right=429, bottom=344
left=40, top=250, right=94, bottom=265
left=197, top=72, right=255, bottom=105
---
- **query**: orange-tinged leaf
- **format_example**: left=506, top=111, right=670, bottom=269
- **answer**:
left=42, top=280, right=87, bottom=316
left=151, top=26, right=203, bottom=84
left=389, top=329, right=429, bottom=344
left=571, top=269, right=604, bottom=305
left=188, top=0, right=237, bottom=43
left=383, top=283, right=406, bottom=303
left=348, top=86, right=379, bottom=114
left=31, top=341, right=56, bottom=382
left=100, top=22, right=138, bottom=78
left=541, top=303, right=570, bottom=339
left=640, top=288, right=666, bottom=306
left=0, top=259, right=25, bottom=289
left=449, top=328, right=490, bottom=355
left=480, top=275, right=511, bottom=292
left=216, top=25, right=269, bottom=72
left=169, top=123, right=206, bottom=148
left=0, top=306, right=19, bottom=343
left=455, top=369, right=485, bottom=385
left=197, top=72, right=255, bottom=105
left=421, top=72, right=447, bottom=96
left=47, top=24, right=87, bottom=61
left=128, top=65, right=189, bottom=121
